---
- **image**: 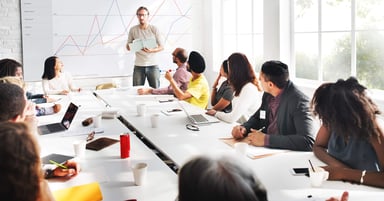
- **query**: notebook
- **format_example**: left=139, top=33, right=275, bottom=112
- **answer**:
left=41, top=153, right=74, bottom=165
left=178, top=101, right=220, bottom=125
left=38, top=102, right=79, bottom=135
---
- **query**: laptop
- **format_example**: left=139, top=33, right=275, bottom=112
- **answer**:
left=38, top=102, right=79, bottom=135
left=178, top=101, right=220, bottom=125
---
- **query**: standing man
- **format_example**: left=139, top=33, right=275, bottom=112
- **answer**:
left=126, top=6, right=164, bottom=88
left=137, top=47, right=191, bottom=95
left=231, top=60, right=315, bottom=151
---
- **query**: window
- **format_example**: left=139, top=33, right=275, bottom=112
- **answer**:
left=294, top=0, right=384, bottom=90
left=221, top=0, right=263, bottom=70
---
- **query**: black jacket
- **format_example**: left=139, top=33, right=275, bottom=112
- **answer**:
left=242, top=81, right=315, bottom=151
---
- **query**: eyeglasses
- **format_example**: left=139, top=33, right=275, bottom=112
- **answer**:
left=186, top=124, right=199, bottom=131
left=136, top=14, right=148, bottom=17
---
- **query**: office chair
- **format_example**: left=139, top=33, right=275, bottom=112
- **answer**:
left=95, top=82, right=117, bottom=90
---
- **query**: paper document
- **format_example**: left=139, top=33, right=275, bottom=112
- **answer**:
left=220, top=137, right=289, bottom=159
left=129, top=38, right=157, bottom=52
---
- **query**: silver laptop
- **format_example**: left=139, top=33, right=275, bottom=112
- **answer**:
left=38, top=102, right=79, bottom=135
left=178, top=101, right=219, bottom=125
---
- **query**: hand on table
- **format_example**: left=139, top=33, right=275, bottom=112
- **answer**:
left=137, top=88, right=152, bottom=95
left=246, top=128, right=266, bottom=146
left=326, top=191, right=349, bottom=201
left=231, top=125, right=247, bottom=139
left=53, top=160, right=80, bottom=177
left=206, top=109, right=217, bottom=116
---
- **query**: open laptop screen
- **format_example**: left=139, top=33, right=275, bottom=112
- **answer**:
left=61, top=102, right=78, bottom=129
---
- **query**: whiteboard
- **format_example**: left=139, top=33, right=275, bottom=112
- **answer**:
left=21, top=0, right=192, bottom=81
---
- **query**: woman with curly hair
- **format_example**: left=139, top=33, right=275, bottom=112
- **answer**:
left=311, top=77, right=384, bottom=188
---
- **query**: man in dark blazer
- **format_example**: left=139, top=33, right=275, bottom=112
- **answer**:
left=232, top=60, right=315, bottom=151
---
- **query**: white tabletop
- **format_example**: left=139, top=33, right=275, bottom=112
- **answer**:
left=38, top=91, right=178, bottom=201
left=93, top=89, right=384, bottom=201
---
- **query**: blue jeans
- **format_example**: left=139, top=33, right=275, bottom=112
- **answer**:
left=133, top=65, right=160, bottom=88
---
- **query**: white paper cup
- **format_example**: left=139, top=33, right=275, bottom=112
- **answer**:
left=137, top=104, right=146, bottom=116
left=150, top=114, right=160, bottom=128
left=234, top=142, right=248, bottom=156
left=309, top=167, right=329, bottom=187
left=132, top=162, right=148, bottom=186
left=73, top=140, right=87, bottom=158
left=93, top=114, right=102, bottom=128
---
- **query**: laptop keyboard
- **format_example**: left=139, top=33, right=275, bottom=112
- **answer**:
left=48, top=123, right=65, bottom=132
left=190, top=114, right=209, bottom=123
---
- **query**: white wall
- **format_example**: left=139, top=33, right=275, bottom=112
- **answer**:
left=2, top=0, right=384, bottom=111
left=0, top=0, right=22, bottom=61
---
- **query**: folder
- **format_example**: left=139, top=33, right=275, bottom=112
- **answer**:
left=53, top=182, right=103, bottom=201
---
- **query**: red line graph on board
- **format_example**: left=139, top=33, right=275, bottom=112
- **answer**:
left=54, top=0, right=191, bottom=56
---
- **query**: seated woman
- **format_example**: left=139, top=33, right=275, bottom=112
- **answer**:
left=0, top=58, right=47, bottom=103
left=206, top=53, right=262, bottom=123
left=0, top=122, right=55, bottom=201
left=210, top=60, right=233, bottom=113
left=177, top=155, right=268, bottom=201
left=311, top=77, right=384, bottom=188
left=41, top=56, right=80, bottom=95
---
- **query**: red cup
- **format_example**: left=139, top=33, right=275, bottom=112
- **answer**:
left=120, top=134, right=130, bottom=158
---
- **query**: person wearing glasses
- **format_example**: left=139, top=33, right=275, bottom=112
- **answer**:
left=137, top=48, right=191, bottom=95
left=126, top=6, right=164, bottom=89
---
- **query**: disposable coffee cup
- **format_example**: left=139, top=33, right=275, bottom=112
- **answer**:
left=73, top=139, right=86, bottom=158
left=132, top=162, right=148, bottom=186
left=137, top=104, right=146, bottom=116
left=309, top=167, right=329, bottom=187
left=234, top=142, right=248, bottom=156
left=150, top=114, right=160, bottom=128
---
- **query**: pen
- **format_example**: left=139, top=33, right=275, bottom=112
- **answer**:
left=308, top=159, right=315, bottom=172
left=49, top=160, right=68, bottom=169
left=159, top=99, right=174, bottom=103
left=258, top=126, right=265, bottom=132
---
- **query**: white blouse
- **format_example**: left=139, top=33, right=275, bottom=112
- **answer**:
left=42, top=72, right=77, bottom=95
left=215, top=82, right=262, bottom=124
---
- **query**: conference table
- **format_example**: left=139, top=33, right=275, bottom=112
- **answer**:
left=92, top=87, right=384, bottom=201
left=37, top=91, right=178, bottom=201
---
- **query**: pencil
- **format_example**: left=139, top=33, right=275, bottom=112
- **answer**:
left=49, top=160, right=68, bottom=169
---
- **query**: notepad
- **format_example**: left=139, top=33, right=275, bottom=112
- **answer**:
left=86, top=137, right=119, bottom=151
left=220, top=137, right=289, bottom=159
left=53, top=182, right=103, bottom=201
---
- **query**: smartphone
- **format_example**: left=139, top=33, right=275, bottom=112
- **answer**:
left=290, top=168, right=309, bottom=176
